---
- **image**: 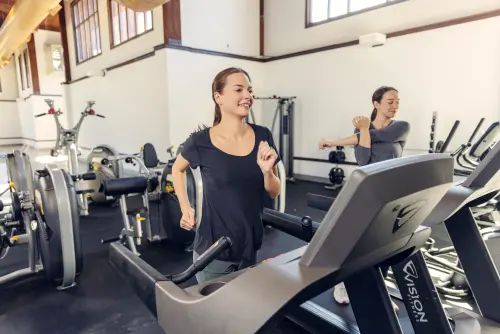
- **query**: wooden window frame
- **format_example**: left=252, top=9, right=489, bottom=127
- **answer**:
left=18, top=53, right=25, bottom=90
left=108, top=0, right=154, bottom=49
left=23, top=49, right=31, bottom=88
left=71, top=0, right=102, bottom=65
left=306, top=0, right=408, bottom=28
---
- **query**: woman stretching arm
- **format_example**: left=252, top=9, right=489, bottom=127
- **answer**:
left=318, top=86, right=408, bottom=312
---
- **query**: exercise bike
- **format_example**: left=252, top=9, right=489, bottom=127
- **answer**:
left=99, top=149, right=198, bottom=255
left=35, top=99, right=104, bottom=215
left=0, top=150, right=82, bottom=289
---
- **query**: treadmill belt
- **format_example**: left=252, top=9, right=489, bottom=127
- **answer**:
left=272, top=289, right=416, bottom=334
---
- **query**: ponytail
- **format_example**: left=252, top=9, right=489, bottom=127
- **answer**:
left=370, top=108, right=377, bottom=122
left=213, top=104, right=222, bottom=126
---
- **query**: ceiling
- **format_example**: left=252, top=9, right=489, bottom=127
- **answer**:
left=0, top=0, right=60, bottom=32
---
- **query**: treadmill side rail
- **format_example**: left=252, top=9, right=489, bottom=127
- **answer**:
left=392, top=250, right=454, bottom=334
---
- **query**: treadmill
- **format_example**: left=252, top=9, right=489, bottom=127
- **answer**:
left=109, top=153, right=459, bottom=333
left=419, top=127, right=500, bottom=324
left=301, top=128, right=500, bottom=333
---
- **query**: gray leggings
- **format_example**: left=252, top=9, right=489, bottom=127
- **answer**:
left=193, top=251, right=257, bottom=284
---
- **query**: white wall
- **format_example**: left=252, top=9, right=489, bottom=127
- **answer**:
left=0, top=61, right=19, bottom=100
left=264, top=16, right=500, bottom=178
left=0, top=58, right=21, bottom=145
left=181, top=0, right=260, bottom=56
left=34, top=30, right=65, bottom=94
left=165, top=49, right=266, bottom=148
left=66, top=52, right=170, bottom=160
left=0, top=103, right=22, bottom=144
left=265, top=0, right=500, bottom=55
left=65, top=0, right=164, bottom=79
left=61, top=0, right=168, bottom=159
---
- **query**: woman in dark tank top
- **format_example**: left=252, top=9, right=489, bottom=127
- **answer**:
left=319, top=86, right=411, bottom=311
left=171, top=67, right=282, bottom=284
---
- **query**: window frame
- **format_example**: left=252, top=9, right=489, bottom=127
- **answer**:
left=18, top=53, right=25, bottom=90
left=23, top=49, right=31, bottom=89
left=107, top=0, right=154, bottom=49
left=71, top=0, right=102, bottom=65
left=305, top=0, right=408, bottom=28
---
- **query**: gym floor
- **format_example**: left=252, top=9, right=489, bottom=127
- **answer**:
left=1, top=146, right=500, bottom=334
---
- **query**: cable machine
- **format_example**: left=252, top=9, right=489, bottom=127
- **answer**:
left=250, top=95, right=296, bottom=182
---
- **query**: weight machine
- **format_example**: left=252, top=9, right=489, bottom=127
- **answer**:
left=35, top=99, right=104, bottom=216
left=253, top=95, right=296, bottom=182
left=0, top=150, right=82, bottom=289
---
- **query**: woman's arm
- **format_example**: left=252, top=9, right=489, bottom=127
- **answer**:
left=354, top=128, right=372, bottom=166
left=172, top=154, right=194, bottom=213
left=369, top=121, right=410, bottom=143
left=264, top=165, right=281, bottom=198
left=324, top=128, right=371, bottom=148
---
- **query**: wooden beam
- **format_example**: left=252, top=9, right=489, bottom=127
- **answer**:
left=27, top=34, right=40, bottom=94
left=163, top=0, right=181, bottom=44
left=59, top=0, right=71, bottom=83
left=260, top=0, right=264, bottom=56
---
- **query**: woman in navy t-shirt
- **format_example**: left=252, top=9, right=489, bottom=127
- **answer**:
left=171, top=67, right=282, bottom=283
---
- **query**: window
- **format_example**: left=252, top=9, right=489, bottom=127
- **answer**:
left=51, top=46, right=64, bottom=72
left=307, top=0, right=405, bottom=26
left=18, top=54, right=25, bottom=90
left=23, top=49, right=31, bottom=88
left=109, top=0, right=153, bottom=47
left=72, top=0, right=102, bottom=64
left=17, top=50, right=32, bottom=91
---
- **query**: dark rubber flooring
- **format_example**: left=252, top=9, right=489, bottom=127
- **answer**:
left=0, top=179, right=499, bottom=333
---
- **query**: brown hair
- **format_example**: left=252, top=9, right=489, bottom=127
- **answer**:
left=371, top=86, right=398, bottom=121
left=211, top=67, right=252, bottom=126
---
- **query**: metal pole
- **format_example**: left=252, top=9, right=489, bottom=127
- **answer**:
left=288, top=100, right=295, bottom=181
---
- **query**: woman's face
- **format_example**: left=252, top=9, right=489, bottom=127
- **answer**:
left=375, top=90, right=399, bottom=119
left=214, top=73, right=253, bottom=119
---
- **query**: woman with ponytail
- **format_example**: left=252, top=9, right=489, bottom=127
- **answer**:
left=319, top=86, right=409, bottom=165
left=171, top=67, right=281, bottom=283
left=318, top=86, right=410, bottom=310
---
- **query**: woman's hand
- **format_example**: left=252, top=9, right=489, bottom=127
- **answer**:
left=352, top=116, right=371, bottom=130
left=180, top=206, right=197, bottom=230
left=318, top=138, right=332, bottom=150
left=257, top=141, right=278, bottom=174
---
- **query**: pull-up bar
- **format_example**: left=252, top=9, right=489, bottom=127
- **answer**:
left=253, top=95, right=297, bottom=100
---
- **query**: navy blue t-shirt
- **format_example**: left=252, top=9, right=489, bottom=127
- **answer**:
left=181, top=123, right=281, bottom=265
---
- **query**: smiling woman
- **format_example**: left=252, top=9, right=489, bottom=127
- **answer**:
left=171, top=67, right=282, bottom=284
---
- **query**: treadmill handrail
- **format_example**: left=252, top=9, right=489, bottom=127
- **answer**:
left=263, top=208, right=320, bottom=242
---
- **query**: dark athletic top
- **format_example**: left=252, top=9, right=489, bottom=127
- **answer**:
left=353, top=120, right=410, bottom=166
left=181, top=123, right=281, bottom=265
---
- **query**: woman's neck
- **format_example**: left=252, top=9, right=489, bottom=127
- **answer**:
left=213, top=114, right=248, bottom=139
left=373, top=115, right=392, bottom=129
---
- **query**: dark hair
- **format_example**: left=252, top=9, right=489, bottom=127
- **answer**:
left=371, top=86, right=398, bottom=121
left=211, top=67, right=252, bottom=126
